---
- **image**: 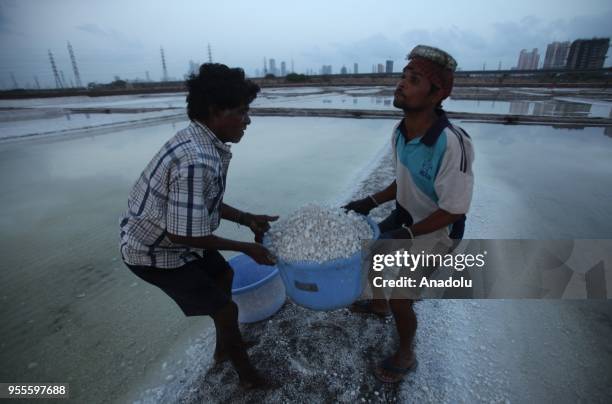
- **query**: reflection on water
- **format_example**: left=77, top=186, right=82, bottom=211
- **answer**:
left=252, top=88, right=611, bottom=118
left=462, top=123, right=612, bottom=239
left=510, top=101, right=530, bottom=115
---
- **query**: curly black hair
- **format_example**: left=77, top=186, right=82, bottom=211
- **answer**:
left=185, top=63, right=260, bottom=121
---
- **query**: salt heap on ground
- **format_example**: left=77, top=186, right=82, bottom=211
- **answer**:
left=266, top=203, right=372, bottom=263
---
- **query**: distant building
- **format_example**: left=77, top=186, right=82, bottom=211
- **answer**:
left=269, top=58, right=277, bottom=76
left=377, top=63, right=384, bottom=73
left=543, top=41, right=570, bottom=69
left=385, top=60, right=394, bottom=73
left=280, top=61, right=286, bottom=76
left=340, top=65, right=348, bottom=74
left=188, top=60, right=199, bottom=76
left=321, top=65, right=332, bottom=75
left=566, top=38, right=610, bottom=69
left=354, top=63, right=358, bottom=74
left=516, top=48, right=540, bottom=70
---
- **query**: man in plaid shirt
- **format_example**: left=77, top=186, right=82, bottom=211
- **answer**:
left=120, top=63, right=276, bottom=389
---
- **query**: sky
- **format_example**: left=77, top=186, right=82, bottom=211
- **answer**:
left=0, top=0, right=611, bottom=89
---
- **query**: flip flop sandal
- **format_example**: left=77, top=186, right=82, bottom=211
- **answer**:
left=374, top=356, right=418, bottom=384
left=349, top=300, right=391, bottom=318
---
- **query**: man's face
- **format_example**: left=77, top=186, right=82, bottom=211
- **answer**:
left=214, top=104, right=251, bottom=143
left=393, top=64, right=441, bottom=112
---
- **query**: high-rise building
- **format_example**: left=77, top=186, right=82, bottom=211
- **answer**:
left=516, top=48, right=540, bottom=70
left=385, top=60, right=394, bottom=73
left=543, top=41, right=570, bottom=69
left=320, top=65, right=332, bottom=75
left=354, top=63, right=358, bottom=74
left=280, top=61, right=286, bottom=76
left=269, top=58, right=277, bottom=76
left=566, top=38, right=610, bottom=69
left=377, top=63, right=384, bottom=73
left=340, top=66, right=347, bottom=74
left=188, top=60, right=199, bottom=76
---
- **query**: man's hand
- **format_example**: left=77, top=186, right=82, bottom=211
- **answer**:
left=243, top=213, right=279, bottom=243
left=343, top=196, right=376, bottom=215
left=244, top=243, right=277, bottom=266
left=380, top=226, right=414, bottom=240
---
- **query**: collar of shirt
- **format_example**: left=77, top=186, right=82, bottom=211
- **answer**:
left=398, top=109, right=450, bottom=147
left=191, top=120, right=233, bottom=156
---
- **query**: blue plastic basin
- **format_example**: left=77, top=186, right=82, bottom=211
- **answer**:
left=229, top=254, right=286, bottom=323
left=267, top=216, right=380, bottom=311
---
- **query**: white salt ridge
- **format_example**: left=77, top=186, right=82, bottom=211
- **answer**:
left=266, top=204, right=372, bottom=263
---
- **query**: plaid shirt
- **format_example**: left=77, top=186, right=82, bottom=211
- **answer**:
left=119, top=121, right=232, bottom=268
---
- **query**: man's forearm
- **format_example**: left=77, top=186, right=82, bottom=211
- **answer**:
left=167, top=232, right=250, bottom=252
left=410, top=209, right=463, bottom=237
left=221, top=203, right=245, bottom=224
left=372, top=180, right=396, bottom=204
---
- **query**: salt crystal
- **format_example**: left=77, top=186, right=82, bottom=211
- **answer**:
left=267, top=204, right=373, bottom=263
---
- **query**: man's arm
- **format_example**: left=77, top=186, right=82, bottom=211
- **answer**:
left=220, top=202, right=245, bottom=224
left=344, top=180, right=396, bottom=214
left=409, top=209, right=462, bottom=237
left=166, top=232, right=275, bottom=265
left=220, top=202, right=279, bottom=243
left=371, top=180, right=396, bottom=205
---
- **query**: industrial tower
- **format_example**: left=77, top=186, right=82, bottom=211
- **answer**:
left=207, top=43, right=213, bottom=63
left=48, top=50, right=62, bottom=89
left=160, top=47, right=168, bottom=81
left=67, top=41, right=83, bottom=87
left=60, top=71, right=67, bottom=88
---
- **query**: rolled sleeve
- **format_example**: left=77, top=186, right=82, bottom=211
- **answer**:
left=167, top=163, right=214, bottom=237
left=435, top=132, right=475, bottom=215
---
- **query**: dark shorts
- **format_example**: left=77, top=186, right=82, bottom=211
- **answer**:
left=125, top=250, right=233, bottom=316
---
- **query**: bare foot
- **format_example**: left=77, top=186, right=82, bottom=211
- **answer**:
left=373, top=352, right=417, bottom=384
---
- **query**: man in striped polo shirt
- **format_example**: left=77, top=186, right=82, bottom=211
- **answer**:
left=119, top=63, right=276, bottom=389
left=345, top=46, right=475, bottom=383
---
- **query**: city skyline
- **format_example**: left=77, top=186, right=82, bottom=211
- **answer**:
left=1, top=0, right=612, bottom=88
